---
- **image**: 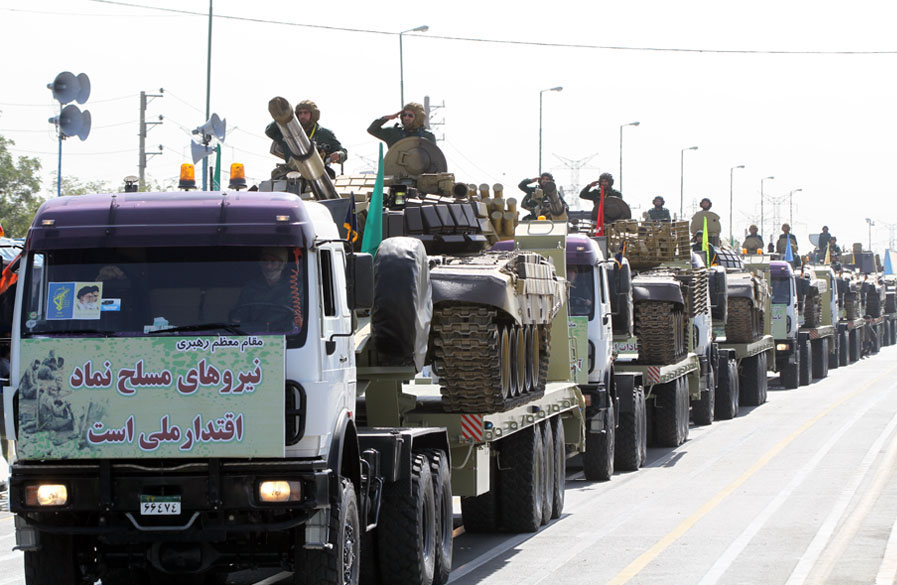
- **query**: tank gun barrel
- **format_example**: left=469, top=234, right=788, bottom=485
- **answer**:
left=268, top=97, right=339, bottom=200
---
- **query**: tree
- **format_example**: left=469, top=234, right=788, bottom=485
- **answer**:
left=0, top=135, right=44, bottom=238
left=48, top=173, right=112, bottom=197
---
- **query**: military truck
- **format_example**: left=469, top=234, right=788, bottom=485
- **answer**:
left=0, top=98, right=584, bottom=585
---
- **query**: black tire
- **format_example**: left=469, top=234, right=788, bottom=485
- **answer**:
left=691, top=371, right=714, bottom=427
left=550, top=415, right=566, bottom=519
left=780, top=348, right=799, bottom=390
left=741, top=354, right=766, bottom=406
left=757, top=352, right=769, bottom=404
left=377, top=454, right=436, bottom=585
left=615, top=384, right=646, bottom=471
left=871, top=325, right=881, bottom=354
left=715, top=356, right=739, bottom=420
left=653, top=377, right=688, bottom=447
left=829, top=334, right=840, bottom=370
left=24, top=532, right=80, bottom=585
left=499, top=426, right=545, bottom=532
left=849, top=329, right=860, bottom=363
left=583, top=400, right=615, bottom=481
left=296, top=477, right=361, bottom=585
left=540, top=421, right=554, bottom=526
left=839, top=329, right=849, bottom=366
left=812, top=338, right=829, bottom=379
left=421, top=450, right=453, bottom=585
left=799, top=338, right=813, bottom=386
left=460, top=455, right=499, bottom=533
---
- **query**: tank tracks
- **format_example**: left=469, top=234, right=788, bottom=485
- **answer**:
left=432, top=306, right=549, bottom=413
left=845, top=294, right=860, bottom=320
left=634, top=301, right=687, bottom=365
left=803, top=294, right=822, bottom=328
left=726, top=297, right=762, bottom=342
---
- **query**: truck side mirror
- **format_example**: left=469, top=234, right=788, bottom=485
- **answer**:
left=347, top=253, right=374, bottom=310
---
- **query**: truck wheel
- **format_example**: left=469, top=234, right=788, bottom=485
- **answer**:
left=839, top=329, right=849, bottom=366
left=377, top=454, right=436, bottom=585
left=550, top=414, right=566, bottom=518
left=757, top=352, right=769, bottom=404
left=296, top=477, right=361, bottom=585
left=460, top=455, right=499, bottom=533
left=715, top=356, right=739, bottom=420
left=615, top=384, right=646, bottom=471
left=849, top=329, right=860, bottom=363
left=653, top=378, right=687, bottom=447
left=871, top=325, right=881, bottom=354
left=691, top=373, right=714, bottom=427
left=799, top=338, right=813, bottom=386
left=583, top=400, right=615, bottom=481
left=780, top=349, right=799, bottom=390
left=499, top=425, right=545, bottom=532
left=540, top=421, right=555, bottom=526
left=812, top=338, right=829, bottom=379
left=421, top=449, right=453, bottom=585
left=829, top=334, right=840, bottom=370
left=24, top=532, right=80, bottom=585
left=741, top=354, right=766, bottom=405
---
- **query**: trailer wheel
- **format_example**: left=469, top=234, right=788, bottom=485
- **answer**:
left=891, top=321, right=897, bottom=345
left=550, top=414, right=566, bottom=518
left=799, top=338, right=813, bottom=386
left=741, top=354, right=766, bottom=406
left=421, top=449, right=453, bottom=585
left=377, top=454, right=436, bottom=585
left=691, top=372, right=714, bottom=427
left=615, top=384, right=646, bottom=471
left=780, top=348, right=799, bottom=390
left=839, top=329, right=849, bottom=366
left=296, top=477, right=361, bottom=585
left=499, top=425, right=545, bottom=532
left=583, top=400, right=615, bottom=481
left=849, top=329, right=860, bottom=363
left=24, top=532, right=80, bottom=585
left=540, top=421, right=555, bottom=526
left=828, top=334, right=840, bottom=370
left=812, top=338, right=829, bottom=379
left=460, top=454, right=499, bottom=533
left=758, top=352, right=769, bottom=404
left=871, top=325, right=881, bottom=355
left=653, top=377, right=688, bottom=447
left=715, top=356, right=739, bottom=420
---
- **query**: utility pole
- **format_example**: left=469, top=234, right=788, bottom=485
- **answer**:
left=554, top=152, right=598, bottom=210
left=138, top=89, right=164, bottom=190
left=424, top=95, right=445, bottom=141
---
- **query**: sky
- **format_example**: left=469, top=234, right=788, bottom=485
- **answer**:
left=1, top=0, right=896, bottom=252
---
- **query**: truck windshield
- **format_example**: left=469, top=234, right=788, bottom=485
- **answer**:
left=567, top=265, right=595, bottom=318
left=21, top=246, right=308, bottom=346
left=771, top=276, right=792, bottom=304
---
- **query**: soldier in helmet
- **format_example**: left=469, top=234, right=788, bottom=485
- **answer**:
left=518, top=172, right=568, bottom=221
left=647, top=196, right=671, bottom=221
left=742, top=224, right=764, bottom=254
left=266, top=99, right=347, bottom=178
left=776, top=223, right=799, bottom=256
left=579, top=173, right=622, bottom=222
left=690, top=198, right=722, bottom=245
left=368, top=102, right=436, bottom=148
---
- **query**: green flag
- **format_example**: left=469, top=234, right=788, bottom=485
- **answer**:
left=213, top=144, right=221, bottom=190
left=361, top=143, right=385, bottom=256
left=702, top=215, right=710, bottom=266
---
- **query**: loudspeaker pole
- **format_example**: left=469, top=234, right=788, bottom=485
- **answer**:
left=203, top=0, right=213, bottom=191
left=138, top=90, right=164, bottom=190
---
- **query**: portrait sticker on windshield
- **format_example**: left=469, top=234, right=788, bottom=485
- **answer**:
left=47, top=282, right=104, bottom=320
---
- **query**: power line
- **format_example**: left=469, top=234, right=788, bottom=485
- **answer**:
left=87, top=0, right=897, bottom=55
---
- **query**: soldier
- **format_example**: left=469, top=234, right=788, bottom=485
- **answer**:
left=742, top=224, right=764, bottom=254
left=368, top=102, right=436, bottom=148
left=579, top=173, right=621, bottom=222
left=518, top=173, right=568, bottom=221
left=692, top=231, right=719, bottom=266
left=266, top=99, right=347, bottom=179
left=690, top=198, right=722, bottom=245
left=647, top=196, right=671, bottom=221
left=817, top=225, right=833, bottom=255
left=776, top=223, right=799, bottom=256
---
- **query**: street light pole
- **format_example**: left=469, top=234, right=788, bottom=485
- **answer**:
left=399, top=25, right=429, bottom=109
left=729, top=165, right=745, bottom=246
left=788, top=188, right=803, bottom=226
left=619, top=121, right=639, bottom=194
left=866, top=217, right=875, bottom=251
left=760, top=176, right=775, bottom=244
left=539, top=86, right=563, bottom=173
left=679, top=146, right=698, bottom=217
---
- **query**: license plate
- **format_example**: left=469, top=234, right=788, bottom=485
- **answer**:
left=140, top=495, right=181, bottom=516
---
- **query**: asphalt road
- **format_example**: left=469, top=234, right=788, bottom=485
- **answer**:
left=3, top=345, right=897, bottom=585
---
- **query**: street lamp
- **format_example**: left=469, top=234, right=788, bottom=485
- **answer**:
left=866, top=217, right=875, bottom=251
left=679, top=146, right=698, bottom=217
left=729, top=165, right=745, bottom=246
left=788, top=188, right=802, bottom=227
left=760, top=176, right=774, bottom=243
left=399, top=25, right=429, bottom=109
left=539, top=86, right=563, bottom=173
left=619, top=121, right=639, bottom=193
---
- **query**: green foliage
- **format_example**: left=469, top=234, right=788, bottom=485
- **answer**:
left=0, top=135, right=44, bottom=237
left=48, top=173, right=112, bottom=197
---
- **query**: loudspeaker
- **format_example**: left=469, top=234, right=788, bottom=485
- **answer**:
left=192, top=113, right=226, bottom=141
left=74, top=73, right=91, bottom=104
left=191, top=140, right=214, bottom=164
left=58, top=105, right=91, bottom=141
left=48, top=72, right=91, bottom=105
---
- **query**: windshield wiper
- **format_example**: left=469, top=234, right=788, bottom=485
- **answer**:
left=25, top=328, right=114, bottom=337
left=146, top=322, right=247, bottom=336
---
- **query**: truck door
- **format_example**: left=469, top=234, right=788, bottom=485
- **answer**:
left=589, top=263, right=613, bottom=383
left=318, top=245, right=353, bottom=391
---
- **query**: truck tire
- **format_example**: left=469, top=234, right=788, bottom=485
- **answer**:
left=780, top=348, right=799, bottom=390
left=653, top=377, right=688, bottom=447
left=460, top=455, right=499, bottom=533
left=615, top=384, right=646, bottom=471
left=839, top=329, right=849, bottom=366
left=540, top=421, right=555, bottom=526
left=499, top=425, right=545, bottom=532
left=871, top=325, right=881, bottom=355
left=691, top=373, right=714, bottom=427
left=741, top=354, right=766, bottom=406
left=24, top=532, right=79, bottom=585
left=799, top=338, right=813, bottom=386
left=583, top=400, right=615, bottom=481
left=849, top=329, right=860, bottom=363
left=377, top=454, right=436, bottom=585
left=421, top=449, right=453, bottom=585
left=715, top=356, right=739, bottom=420
left=812, top=338, right=829, bottom=380
left=829, top=334, right=840, bottom=370
left=296, top=477, right=361, bottom=585
left=550, top=414, right=566, bottom=519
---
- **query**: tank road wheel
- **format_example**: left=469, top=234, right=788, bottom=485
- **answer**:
left=653, top=377, right=688, bottom=447
left=615, top=384, right=646, bottom=471
left=524, top=326, right=535, bottom=393
left=535, top=325, right=551, bottom=393
left=24, top=532, right=80, bottom=585
left=550, top=415, right=566, bottom=518
left=528, top=325, right=540, bottom=393
left=540, top=421, right=555, bottom=526
left=500, top=326, right=512, bottom=399
left=377, top=454, right=436, bottom=585
left=715, top=356, right=739, bottom=420
left=499, top=426, right=545, bottom=533
left=583, top=400, right=615, bottom=481
left=839, top=329, right=849, bottom=367
left=780, top=349, right=799, bottom=390
left=460, top=455, right=499, bottom=533
left=812, top=338, right=829, bottom=380
left=295, top=478, right=361, bottom=585
left=509, top=327, right=521, bottom=397
left=421, top=450, right=453, bottom=585
left=514, top=326, right=528, bottom=396
left=799, top=338, right=813, bottom=386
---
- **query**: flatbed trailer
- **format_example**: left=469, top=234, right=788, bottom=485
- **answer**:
left=715, top=334, right=774, bottom=409
left=839, top=317, right=866, bottom=365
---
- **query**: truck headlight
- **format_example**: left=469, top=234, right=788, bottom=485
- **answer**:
left=258, top=480, right=302, bottom=503
left=776, top=343, right=790, bottom=351
left=25, top=484, right=68, bottom=507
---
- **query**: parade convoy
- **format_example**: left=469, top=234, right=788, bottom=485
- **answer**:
left=1, top=98, right=895, bottom=585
